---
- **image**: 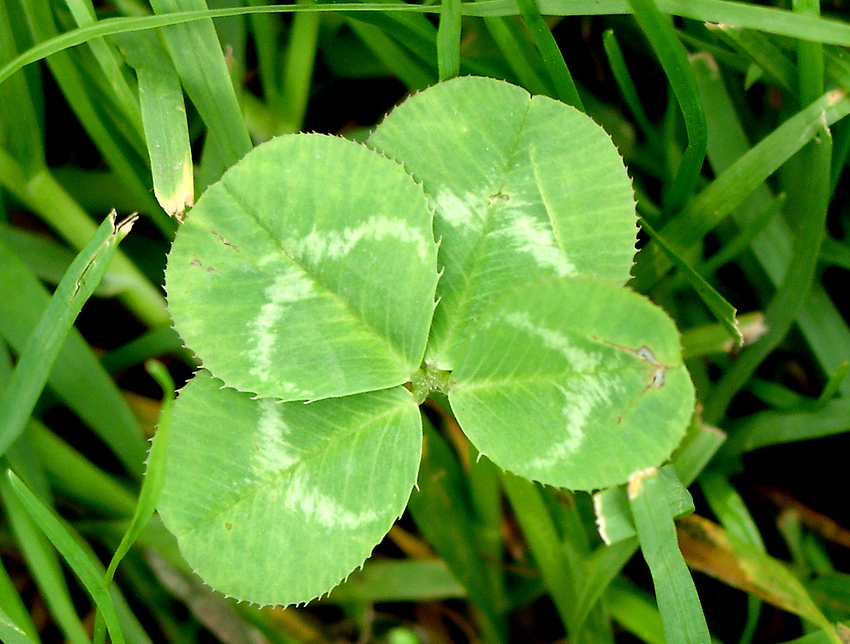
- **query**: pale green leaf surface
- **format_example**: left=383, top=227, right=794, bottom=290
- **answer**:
left=369, top=76, right=636, bottom=369
left=449, top=277, right=694, bottom=491
left=166, top=134, right=439, bottom=402
left=157, top=370, right=422, bottom=605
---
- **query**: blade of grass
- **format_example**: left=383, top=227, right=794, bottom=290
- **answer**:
left=628, top=468, right=710, bottom=644
left=346, top=19, right=436, bottom=89
left=474, top=11, right=551, bottom=95
left=820, top=236, right=850, bottom=270
left=92, top=361, right=173, bottom=644
left=0, top=223, right=125, bottom=296
left=19, top=0, right=165, bottom=226
left=594, top=466, right=694, bottom=546
left=0, top=607, right=38, bottom=644
left=575, top=418, right=724, bottom=637
left=327, top=559, right=465, bottom=602
left=680, top=312, right=767, bottom=359
left=0, top=0, right=44, bottom=177
left=11, top=0, right=850, bottom=91
left=0, top=474, right=91, bottom=644
left=29, top=421, right=137, bottom=517
left=640, top=216, right=741, bottom=344
left=0, top=559, right=39, bottom=643
left=6, top=470, right=126, bottom=644
left=502, top=471, right=579, bottom=634
left=677, top=514, right=839, bottom=640
left=698, top=193, right=786, bottom=277
left=702, top=122, right=832, bottom=423
left=688, top=52, right=850, bottom=397
left=0, top=148, right=169, bottom=327
left=149, top=0, right=252, bottom=171
left=707, top=24, right=796, bottom=92
left=101, top=326, right=192, bottom=374
left=0, top=212, right=137, bottom=460
left=0, top=238, right=148, bottom=475
left=627, top=0, right=706, bottom=214
left=514, top=0, right=582, bottom=108
left=814, top=362, right=849, bottom=408
left=437, top=0, right=461, bottom=80
left=603, top=29, right=660, bottom=148
left=633, top=84, right=849, bottom=291
left=408, top=421, right=506, bottom=642
left=698, top=472, right=765, bottom=644
left=279, top=0, right=320, bottom=132
left=722, top=396, right=850, bottom=456
left=794, top=0, right=823, bottom=107
left=606, top=577, right=666, bottom=644
left=113, top=31, right=194, bottom=217
left=59, top=0, right=145, bottom=139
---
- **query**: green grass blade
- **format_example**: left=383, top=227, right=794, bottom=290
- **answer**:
left=0, top=606, right=38, bottom=644
left=29, top=421, right=137, bottom=517
left=0, top=223, right=125, bottom=297
left=603, top=29, right=659, bottom=146
left=707, top=24, right=796, bottom=92
left=58, top=0, right=145, bottom=138
left=0, top=238, right=148, bottom=475
left=687, top=52, right=850, bottom=396
left=6, top=470, right=126, bottom=644
left=606, top=577, right=666, bottom=644
left=594, top=465, right=695, bottom=546
left=723, top=397, right=850, bottom=456
left=476, top=11, right=550, bottom=94
left=0, top=559, right=39, bottom=643
left=514, top=0, right=582, bottom=109
left=634, top=86, right=849, bottom=291
left=100, top=326, right=190, bottom=374
left=502, top=471, right=578, bottom=634
left=703, top=122, right=832, bottom=423
left=93, top=361, right=173, bottom=644
left=794, top=0, right=824, bottom=106
left=328, top=559, right=465, bottom=602
left=0, top=149, right=169, bottom=328
left=245, top=0, right=281, bottom=103
left=628, top=0, right=706, bottom=214
left=0, top=0, right=44, bottom=176
left=19, top=0, right=164, bottom=223
left=10, top=0, right=850, bottom=92
left=640, top=216, right=741, bottom=344
left=408, top=421, right=506, bottom=640
left=814, top=361, right=849, bottom=408
left=681, top=312, right=767, bottom=359
left=346, top=20, right=436, bottom=89
left=699, top=471, right=764, bottom=551
left=0, top=474, right=91, bottom=644
left=820, top=236, right=850, bottom=270
left=698, top=193, right=786, bottom=277
left=279, top=0, right=320, bottom=132
left=113, top=31, right=194, bottom=217
left=0, top=213, right=136, bottom=460
left=628, top=468, right=710, bottom=644
left=149, top=0, right=252, bottom=171
left=572, top=539, right=639, bottom=641
left=438, top=0, right=462, bottom=80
